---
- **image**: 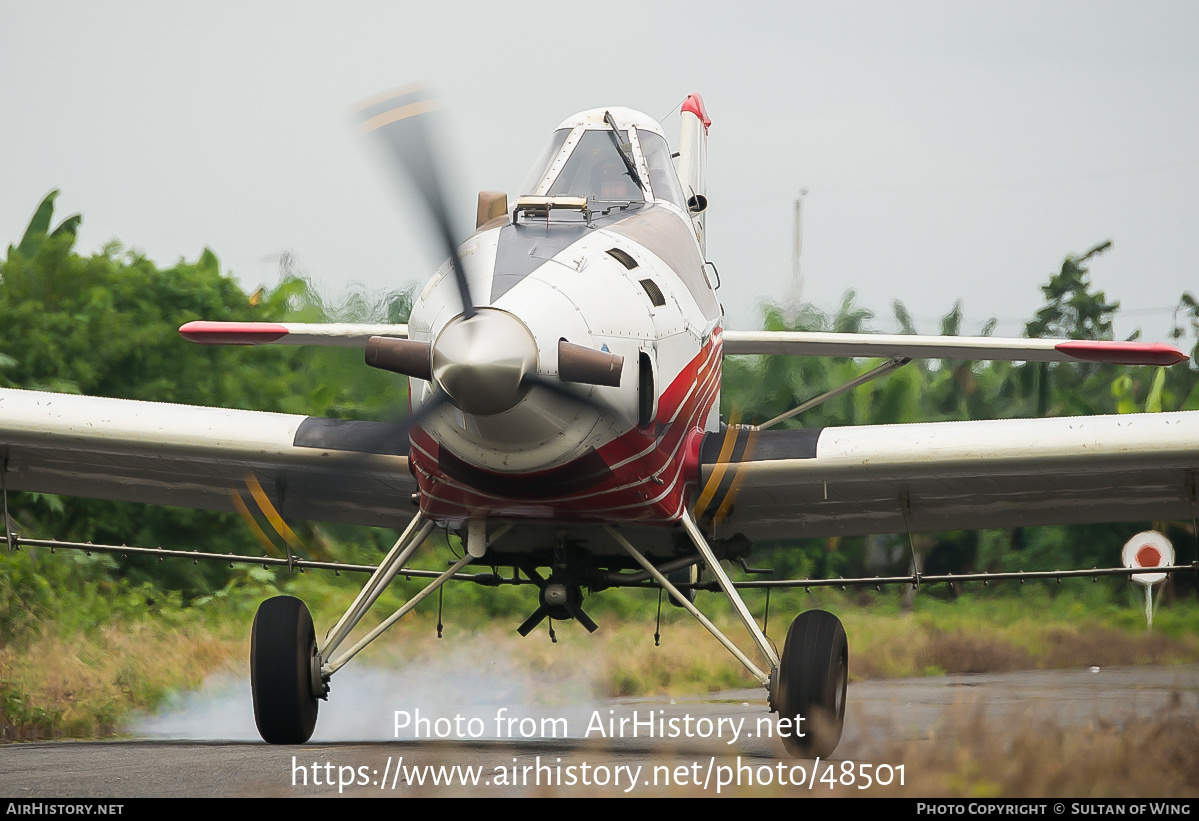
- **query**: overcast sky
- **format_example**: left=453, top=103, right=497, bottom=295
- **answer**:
left=3, top=1, right=1197, bottom=343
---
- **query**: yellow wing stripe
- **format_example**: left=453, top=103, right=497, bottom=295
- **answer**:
left=229, top=487, right=280, bottom=557
left=693, top=409, right=741, bottom=517
left=713, top=429, right=758, bottom=524
left=244, top=473, right=305, bottom=552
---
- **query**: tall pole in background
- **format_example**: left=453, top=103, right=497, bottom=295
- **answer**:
left=783, top=189, right=807, bottom=324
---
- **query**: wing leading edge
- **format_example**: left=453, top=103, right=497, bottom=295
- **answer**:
left=5, top=388, right=1197, bottom=545
left=722, top=330, right=1188, bottom=366
left=178, top=322, right=409, bottom=347
left=699, top=412, right=1199, bottom=541
left=0, top=388, right=416, bottom=529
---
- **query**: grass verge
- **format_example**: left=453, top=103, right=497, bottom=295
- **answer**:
left=3, top=565, right=1199, bottom=741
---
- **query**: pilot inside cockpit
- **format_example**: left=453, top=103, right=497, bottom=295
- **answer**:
left=543, top=131, right=645, bottom=205
left=590, top=155, right=642, bottom=202
left=519, top=113, right=690, bottom=213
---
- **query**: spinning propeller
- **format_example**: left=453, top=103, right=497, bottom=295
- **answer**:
left=353, top=85, right=623, bottom=422
left=353, top=85, right=626, bottom=636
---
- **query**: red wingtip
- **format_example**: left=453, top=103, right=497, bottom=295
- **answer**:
left=179, top=321, right=289, bottom=346
left=1054, top=340, right=1189, bottom=366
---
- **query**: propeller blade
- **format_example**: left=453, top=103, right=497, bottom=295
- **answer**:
left=353, top=84, right=475, bottom=319
left=396, top=388, right=451, bottom=439
left=520, top=372, right=590, bottom=405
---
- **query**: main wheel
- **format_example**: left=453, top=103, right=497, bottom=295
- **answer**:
left=773, top=609, right=847, bottom=758
left=250, top=595, right=319, bottom=744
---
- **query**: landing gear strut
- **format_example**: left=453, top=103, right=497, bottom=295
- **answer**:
left=250, top=595, right=321, bottom=744
left=771, top=609, right=847, bottom=758
left=610, top=512, right=850, bottom=759
left=250, top=513, right=475, bottom=744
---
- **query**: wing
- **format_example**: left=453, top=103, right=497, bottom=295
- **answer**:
left=698, top=412, right=1199, bottom=540
left=0, top=388, right=416, bottom=529
left=722, top=330, right=1188, bottom=366
left=178, top=321, right=408, bottom=347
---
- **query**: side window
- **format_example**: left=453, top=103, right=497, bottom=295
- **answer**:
left=518, top=129, right=572, bottom=196
left=639, top=131, right=687, bottom=210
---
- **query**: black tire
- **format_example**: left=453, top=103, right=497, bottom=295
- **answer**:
left=251, top=595, right=319, bottom=744
left=775, top=609, right=847, bottom=758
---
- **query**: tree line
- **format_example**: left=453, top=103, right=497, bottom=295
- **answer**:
left=2, top=191, right=1197, bottom=613
left=723, top=241, right=1199, bottom=594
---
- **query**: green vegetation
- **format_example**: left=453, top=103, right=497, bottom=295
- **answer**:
left=5, top=553, right=1199, bottom=740
left=0, top=191, right=412, bottom=599
left=2, top=191, right=1199, bottom=741
left=724, top=239, right=1199, bottom=588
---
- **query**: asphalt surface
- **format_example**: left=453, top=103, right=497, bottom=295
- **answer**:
left=2, top=664, right=1196, bottom=797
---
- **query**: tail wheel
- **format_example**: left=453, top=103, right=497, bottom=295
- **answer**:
left=251, top=595, right=319, bottom=744
left=774, top=609, right=847, bottom=758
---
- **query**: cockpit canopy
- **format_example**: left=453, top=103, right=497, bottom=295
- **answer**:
left=517, top=107, right=687, bottom=212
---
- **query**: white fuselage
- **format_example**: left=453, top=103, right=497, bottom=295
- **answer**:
left=404, top=106, right=722, bottom=524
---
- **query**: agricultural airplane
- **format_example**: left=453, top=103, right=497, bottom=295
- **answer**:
left=2, top=87, right=1198, bottom=757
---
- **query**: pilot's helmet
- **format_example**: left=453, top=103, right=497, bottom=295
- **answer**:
left=591, top=156, right=632, bottom=200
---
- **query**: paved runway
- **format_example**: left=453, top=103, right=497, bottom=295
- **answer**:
left=2, top=664, right=1196, bottom=797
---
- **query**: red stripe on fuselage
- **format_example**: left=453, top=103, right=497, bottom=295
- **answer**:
left=409, top=330, right=723, bottom=524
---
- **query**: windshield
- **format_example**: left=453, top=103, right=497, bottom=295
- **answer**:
left=517, top=129, right=571, bottom=197
left=547, top=130, right=645, bottom=203
left=520, top=127, right=648, bottom=204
